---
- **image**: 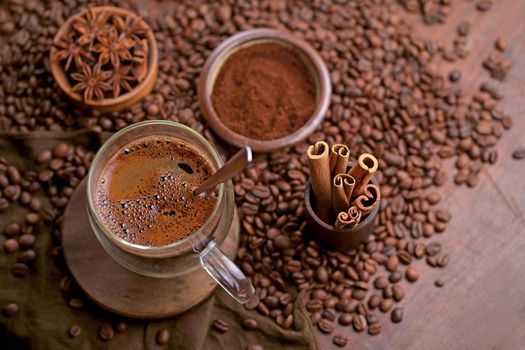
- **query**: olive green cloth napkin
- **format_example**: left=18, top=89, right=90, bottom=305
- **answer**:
left=0, top=130, right=319, bottom=350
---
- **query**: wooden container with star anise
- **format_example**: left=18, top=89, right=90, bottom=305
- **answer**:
left=50, top=6, right=158, bottom=113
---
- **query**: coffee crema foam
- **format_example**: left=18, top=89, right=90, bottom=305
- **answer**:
left=95, top=136, right=218, bottom=247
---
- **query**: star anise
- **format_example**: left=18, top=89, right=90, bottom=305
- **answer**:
left=113, top=14, right=148, bottom=40
left=92, top=26, right=135, bottom=67
left=73, top=7, right=110, bottom=47
left=108, top=65, right=136, bottom=97
left=51, top=34, right=94, bottom=71
left=71, top=62, right=111, bottom=102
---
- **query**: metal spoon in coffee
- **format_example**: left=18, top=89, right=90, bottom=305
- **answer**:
left=193, top=146, right=252, bottom=196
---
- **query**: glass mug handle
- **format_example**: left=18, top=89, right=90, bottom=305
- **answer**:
left=199, top=241, right=255, bottom=303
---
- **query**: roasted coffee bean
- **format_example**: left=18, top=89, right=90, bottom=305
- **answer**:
left=36, top=150, right=52, bottom=164
left=366, top=313, right=379, bottom=325
left=392, top=284, right=405, bottom=302
left=368, top=294, right=381, bottom=309
left=352, top=314, right=367, bottom=332
left=368, top=323, right=382, bottom=336
left=156, top=328, right=171, bottom=345
left=273, top=235, right=291, bottom=249
left=3, top=303, right=19, bottom=317
left=68, top=298, right=83, bottom=309
left=5, top=223, right=21, bottom=236
left=19, top=234, right=36, bottom=248
left=379, top=299, right=394, bottom=313
left=18, top=249, right=36, bottom=264
left=11, top=263, right=29, bottom=278
left=25, top=212, right=39, bottom=225
left=437, top=253, right=450, bottom=267
left=406, top=267, right=420, bottom=282
left=315, top=266, right=329, bottom=283
left=245, top=344, right=264, bottom=350
left=338, top=313, right=353, bottom=326
left=391, top=307, right=404, bottom=323
left=373, top=276, right=388, bottom=290
left=333, top=335, right=348, bottom=347
left=3, top=238, right=19, bottom=253
left=69, top=325, right=81, bottom=338
left=435, top=279, right=445, bottom=287
left=212, top=319, right=229, bottom=333
left=116, top=322, right=126, bottom=333
left=457, top=21, right=470, bottom=36
left=386, top=255, right=399, bottom=272
left=7, top=166, right=21, bottom=184
left=426, top=242, right=442, bottom=256
left=476, top=0, right=492, bottom=12
left=98, top=322, right=114, bottom=341
left=389, top=271, right=402, bottom=283
left=318, top=318, right=334, bottom=334
left=242, top=318, right=258, bottom=330
left=512, top=148, right=525, bottom=160
left=322, top=309, right=336, bottom=321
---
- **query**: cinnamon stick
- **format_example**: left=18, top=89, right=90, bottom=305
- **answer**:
left=348, top=153, right=378, bottom=198
left=334, top=206, right=362, bottom=229
left=307, top=141, right=331, bottom=223
left=332, top=175, right=349, bottom=214
left=332, top=174, right=355, bottom=214
left=329, top=144, right=350, bottom=179
left=350, top=183, right=381, bottom=216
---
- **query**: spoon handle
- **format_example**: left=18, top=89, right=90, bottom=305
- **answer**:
left=193, top=146, right=252, bottom=196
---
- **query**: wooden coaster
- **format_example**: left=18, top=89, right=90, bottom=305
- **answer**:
left=61, top=179, right=239, bottom=319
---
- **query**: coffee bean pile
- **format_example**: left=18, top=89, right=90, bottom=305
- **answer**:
left=0, top=0, right=514, bottom=346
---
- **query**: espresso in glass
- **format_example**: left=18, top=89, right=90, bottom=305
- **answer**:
left=95, top=135, right=218, bottom=247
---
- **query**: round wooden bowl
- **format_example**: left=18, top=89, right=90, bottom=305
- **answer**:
left=304, top=176, right=380, bottom=251
left=50, top=6, right=158, bottom=113
left=198, top=28, right=331, bottom=153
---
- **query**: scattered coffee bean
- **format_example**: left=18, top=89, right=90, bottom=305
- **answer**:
left=379, top=299, right=394, bottom=313
left=116, top=322, right=126, bottom=333
left=212, top=319, right=229, bottom=333
left=3, top=303, right=19, bottom=317
left=476, top=0, right=492, bottom=12
left=245, top=344, right=264, bottom=350
left=352, top=314, right=367, bottom=332
left=338, top=313, right=353, bottom=326
left=368, top=323, right=382, bottom=336
left=242, top=318, right=258, bottom=330
left=19, top=234, right=36, bottom=248
left=69, top=325, right=81, bottom=338
left=457, top=22, right=470, bottom=36
left=318, top=318, right=334, bottom=334
left=11, top=263, right=29, bottom=278
left=333, top=335, right=348, bottom=347
left=391, top=307, right=404, bottom=323
left=156, top=328, right=171, bottom=345
left=435, top=279, right=445, bottom=287
left=18, top=249, right=36, bottom=264
left=406, top=267, right=420, bottom=282
left=68, top=298, right=83, bottom=309
left=98, top=322, right=114, bottom=341
left=449, top=70, right=461, bottom=82
left=3, top=238, right=19, bottom=253
left=512, top=148, right=525, bottom=160
left=392, top=284, right=406, bottom=302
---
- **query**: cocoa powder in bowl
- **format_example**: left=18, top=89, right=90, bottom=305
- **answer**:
left=211, top=42, right=316, bottom=140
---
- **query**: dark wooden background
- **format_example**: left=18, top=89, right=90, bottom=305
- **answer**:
left=317, top=1, right=525, bottom=349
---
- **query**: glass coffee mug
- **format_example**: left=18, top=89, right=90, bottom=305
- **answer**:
left=86, top=120, right=254, bottom=303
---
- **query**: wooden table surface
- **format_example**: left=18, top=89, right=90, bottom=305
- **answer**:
left=317, top=1, right=525, bottom=349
